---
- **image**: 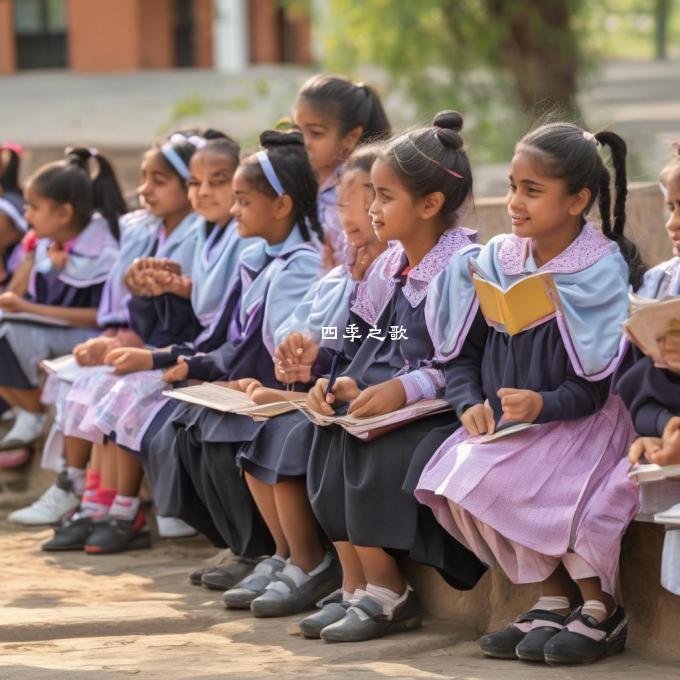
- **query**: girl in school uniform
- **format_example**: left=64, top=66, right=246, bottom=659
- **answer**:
left=293, top=74, right=390, bottom=268
left=109, top=129, right=323, bottom=560
left=416, top=123, right=645, bottom=665
left=272, top=112, right=487, bottom=641
left=0, top=147, right=125, bottom=465
left=217, top=143, right=389, bottom=612
left=34, top=134, right=244, bottom=547
left=9, top=133, right=204, bottom=526
left=0, top=142, right=28, bottom=289
left=618, top=142, right=680, bottom=597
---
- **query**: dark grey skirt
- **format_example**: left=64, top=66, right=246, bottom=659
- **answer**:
left=237, top=411, right=314, bottom=484
left=306, top=411, right=487, bottom=590
left=145, top=401, right=274, bottom=557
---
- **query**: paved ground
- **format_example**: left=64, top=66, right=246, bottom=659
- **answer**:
left=1, top=519, right=678, bottom=680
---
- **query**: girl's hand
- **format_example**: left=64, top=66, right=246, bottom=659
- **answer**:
left=0, top=291, right=27, bottom=313
left=628, top=436, right=662, bottom=465
left=652, top=417, right=680, bottom=467
left=162, top=356, right=189, bottom=383
left=274, top=332, right=319, bottom=384
left=461, top=402, right=495, bottom=436
left=349, top=243, right=386, bottom=281
left=306, top=376, right=360, bottom=415
left=47, top=242, right=69, bottom=270
left=74, top=336, right=120, bottom=366
left=497, top=388, right=543, bottom=423
left=347, top=379, right=406, bottom=417
left=657, top=334, right=680, bottom=372
left=104, top=347, right=153, bottom=374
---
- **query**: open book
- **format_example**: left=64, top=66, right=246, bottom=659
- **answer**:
left=293, top=398, right=453, bottom=441
left=470, top=261, right=557, bottom=336
left=624, top=294, right=680, bottom=368
left=627, top=461, right=680, bottom=483
left=163, top=382, right=306, bottom=421
left=478, top=421, right=537, bottom=444
left=0, top=311, right=70, bottom=327
left=40, top=354, right=112, bottom=383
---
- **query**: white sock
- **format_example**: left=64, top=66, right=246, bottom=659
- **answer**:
left=2, top=409, right=45, bottom=445
left=365, top=583, right=408, bottom=616
left=271, top=554, right=287, bottom=564
left=108, top=495, right=140, bottom=521
left=267, top=552, right=332, bottom=594
left=349, top=588, right=367, bottom=604
left=66, top=467, right=87, bottom=496
left=581, top=599, right=609, bottom=623
left=514, top=595, right=571, bottom=633
left=342, top=590, right=354, bottom=603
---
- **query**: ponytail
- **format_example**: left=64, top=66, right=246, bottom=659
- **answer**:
left=0, top=144, right=22, bottom=195
left=594, top=131, right=644, bottom=290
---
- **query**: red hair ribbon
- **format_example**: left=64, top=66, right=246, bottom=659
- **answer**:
left=1, top=142, right=24, bottom=154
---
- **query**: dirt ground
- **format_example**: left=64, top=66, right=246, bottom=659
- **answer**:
left=1, top=519, right=678, bottom=680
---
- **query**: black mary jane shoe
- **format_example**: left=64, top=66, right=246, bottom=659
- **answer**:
left=543, top=606, right=628, bottom=665
left=514, top=610, right=569, bottom=661
left=41, top=514, right=96, bottom=551
left=480, top=608, right=564, bottom=660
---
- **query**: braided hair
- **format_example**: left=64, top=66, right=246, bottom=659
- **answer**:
left=238, top=129, right=323, bottom=243
left=518, top=123, right=645, bottom=290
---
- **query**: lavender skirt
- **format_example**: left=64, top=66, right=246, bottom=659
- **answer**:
left=415, top=394, right=639, bottom=595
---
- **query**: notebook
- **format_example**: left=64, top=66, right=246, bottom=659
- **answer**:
left=478, top=421, right=537, bottom=443
left=293, top=398, right=453, bottom=441
left=627, top=462, right=680, bottom=483
left=163, top=382, right=306, bottom=420
left=40, top=354, right=112, bottom=383
left=0, top=311, right=70, bottom=327
left=624, top=294, right=680, bottom=368
left=469, top=260, right=557, bottom=336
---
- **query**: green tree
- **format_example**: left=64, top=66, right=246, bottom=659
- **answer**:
left=311, top=0, right=588, bottom=158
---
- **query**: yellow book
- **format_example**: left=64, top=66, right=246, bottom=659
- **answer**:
left=470, top=266, right=557, bottom=336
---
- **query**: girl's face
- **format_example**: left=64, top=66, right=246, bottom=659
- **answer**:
left=506, top=149, right=588, bottom=240
left=294, top=101, right=358, bottom=183
left=24, top=183, right=73, bottom=240
left=230, top=166, right=287, bottom=241
left=337, top=169, right=378, bottom=248
left=664, top=176, right=680, bottom=255
left=137, top=150, right=191, bottom=220
left=368, top=159, right=421, bottom=243
left=187, top=151, right=237, bottom=225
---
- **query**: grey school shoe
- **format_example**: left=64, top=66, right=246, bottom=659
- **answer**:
left=298, top=590, right=350, bottom=639
left=250, top=554, right=341, bottom=618
left=222, top=556, right=286, bottom=609
left=320, top=588, right=422, bottom=643
left=201, top=556, right=260, bottom=591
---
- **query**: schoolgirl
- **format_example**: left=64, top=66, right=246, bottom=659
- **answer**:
left=416, top=123, right=645, bottom=664
left=293, top=74, right=390, bottom=268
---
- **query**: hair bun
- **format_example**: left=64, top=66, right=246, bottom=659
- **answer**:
left=202, top=128, right=228, bottom=141
left=433, top=110, right=463, bottom=133
left=432, top=111, right=464, bottom=151
left=259, top=129, right=304, bottom=149
left=64, top=146, right=93, bottom=169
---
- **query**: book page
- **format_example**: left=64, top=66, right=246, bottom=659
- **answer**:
left=624, top=296, right=680, bottom=367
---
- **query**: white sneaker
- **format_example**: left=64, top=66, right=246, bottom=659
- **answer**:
left=8, top=483, right=80, bottom=525
left=156, top=515, right=197, bottom=538
left=0, top=408, right=46, bottom=448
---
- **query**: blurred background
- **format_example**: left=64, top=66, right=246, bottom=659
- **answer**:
left=1, top=0, right=679, bottom=197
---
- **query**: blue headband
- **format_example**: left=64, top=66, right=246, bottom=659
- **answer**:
left=160, top=143, right=190, bottom=179
left=256, top=151, right=285, bottom=196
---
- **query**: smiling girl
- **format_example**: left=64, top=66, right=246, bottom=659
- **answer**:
left=417, top=123, right=645, bottom=665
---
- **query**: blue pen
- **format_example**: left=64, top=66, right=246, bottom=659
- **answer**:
left=324, top=354, right=340, bottom=399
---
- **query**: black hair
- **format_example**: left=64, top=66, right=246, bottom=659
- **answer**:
left=379, top=110, right=472, bottom=226
left=518, top=122, right=645, bottom=289
left=660, top=141, right=680, bottom=187
left=29, top=147, right=127, bottom=240
left=192, top=130, right=240, bottom=170
left=296, top=74, right=391, bottom=144
left=239, top=129, right=323, bottom=243
left=0, top=147, right=21, bottom=195
left=343, top=142, right=383, bottom=175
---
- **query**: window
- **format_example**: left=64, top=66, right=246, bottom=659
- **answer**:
left=14, top=0, right=68, bottom=69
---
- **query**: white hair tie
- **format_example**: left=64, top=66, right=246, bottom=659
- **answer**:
left=582, top=131, right=598, bottom=146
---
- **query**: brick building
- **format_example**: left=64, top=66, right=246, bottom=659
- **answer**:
left=0, top=0, right=311, bottom=75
